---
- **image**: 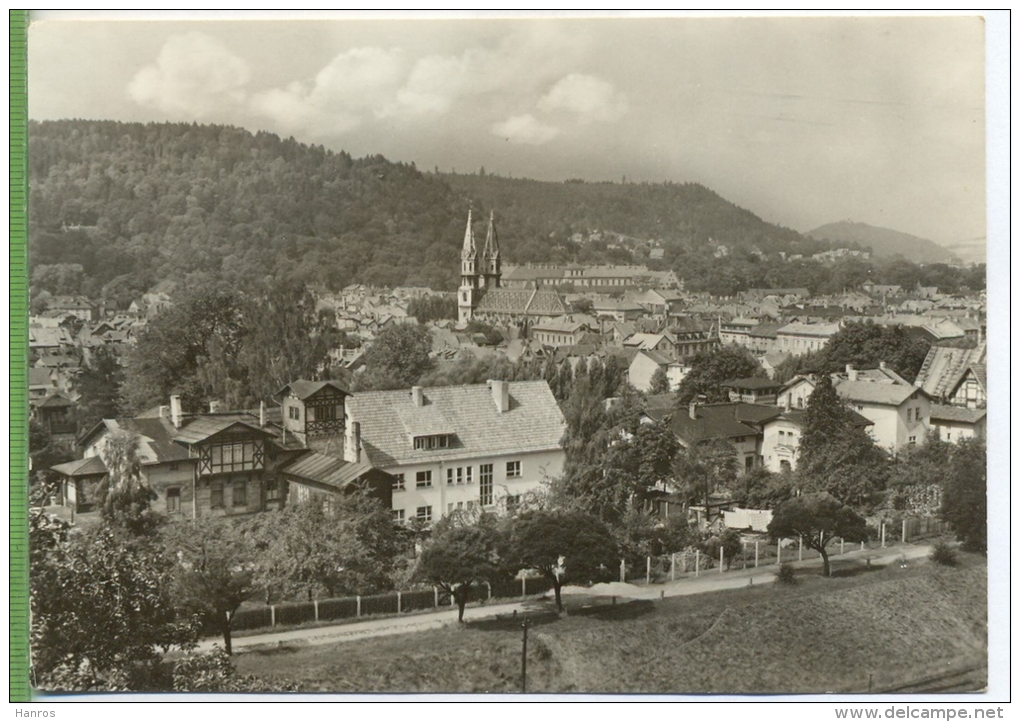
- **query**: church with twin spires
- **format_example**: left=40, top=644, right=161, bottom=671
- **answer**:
left=457, top=210, right=567, bottom=328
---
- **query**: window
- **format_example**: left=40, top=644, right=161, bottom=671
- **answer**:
left=289, top=406, right=300, bottom=421
left=266, top=477, right=280, bottom=502
left=414, top=434, right=450, bottom=451
left=393, top=473, right=405, bottom=491
left=481, top=464, right=494, bottom=507
left=416, top=506, right=432, bottom=523
left=416, top=470, right=432, bottom=488
left=210, top=482, right=224, bottom=509
left=908, top=436, right=917, bottom=445
left=778, top=430, right=786, bottom=441
left=856, top=405, right=864, bottom=412
left=232, top=479, right=247, bottom=507
left=906, top=408, right=913, bottom=422
left=310, top=404, right=337, bottom=422
left=796, top=397, right=804, bottom=409
left=393, top=509, right=405, bottom=524
left=506, top=461, right=521, bottom=478
left=745, top=455, right=754, bottom=472
left=166, top=487, right=181, bottom=514
left=465, top=466, right=473, bottom=484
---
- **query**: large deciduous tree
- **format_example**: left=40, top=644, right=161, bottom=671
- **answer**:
left=509, top=510, right=618, bottom=611
left=162, top=518, right=261, bottom=656
left=939, top=438, right=986, bottom=553
left=767, top=492, right=869, bottom=577
left=354, top=322, right=435, bottom=390
left=415, top=523, right=504, bottom=622
left=796, top=375, right=890, bottom=507
left=674, top=346, right=765, bottom=405
left=30, top=511, right=197, bottom=690
left=72, top=345, right=124, bottom=428
left=817, top=321, right=931, bottom=383
left=96, top=430, right=162, bottom=538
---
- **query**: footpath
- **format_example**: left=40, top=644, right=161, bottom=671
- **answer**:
left=199, top=540, right=932, bottom=654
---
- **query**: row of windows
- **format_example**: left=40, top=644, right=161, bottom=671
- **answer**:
left=413, top=434, right=450, bottom=451
left=392, top=462, right=521, bottom=491
left=164, top=478, right=280, bottom=513
left=287, top=404, right=342, bottom=422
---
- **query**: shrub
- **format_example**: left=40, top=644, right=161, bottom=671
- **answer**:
left=776, top=563, right=798, bottom=586
left=929, top=540, right=958, bottom=567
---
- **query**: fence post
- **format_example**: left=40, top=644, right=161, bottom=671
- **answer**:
left=719, top=546, right=724, bottom=574
left=695, top=549, right=700, bottom=577
left=840, top=538, right=845, bottom=556
left=777, top=540, right=781, bottom=565
left=270, top=605, right=276, bottom=627
left=881, top=523, right=886, bottom=548
left=434, top=586, right=439, bottom=608
left=522, top=576, right=526, bottom=597
left=671, top=552, right=676, bottom=581
left=798, top=537, right=803, bottom=562
left=860, top=541, right=865, bottom=553
left=487, top=581, right=492, bottom=601
left=397, top=591, right=402, bottom=614
left=314, top=600, right=319, bottom=622
left=356, top=595, right=361, bottom=618
left=743, top=542, right=747, bottom=570
left=646, top=556, right=651, bottom=585
left=755, top=540, right=759, bottom=568
left=620, top=559, right=625, bottom=583
left=902, top=519, right=908, bottom=543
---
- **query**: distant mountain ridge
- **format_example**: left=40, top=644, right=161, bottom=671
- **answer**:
left=807, top=221, right=961, bottom=264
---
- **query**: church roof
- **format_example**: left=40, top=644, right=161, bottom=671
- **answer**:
left=474, top=288, right=566, bottom=317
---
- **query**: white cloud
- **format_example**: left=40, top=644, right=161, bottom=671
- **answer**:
left=127, top=32, right=251, bottom=119
left=249, top=47, right=405, bottom=136
left=490, top=114, right=560, bottom=145
left=537, top=73, right=628, bottom=122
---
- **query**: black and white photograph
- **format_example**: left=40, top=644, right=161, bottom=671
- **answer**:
left=22, top=10, right=1002, bottom=702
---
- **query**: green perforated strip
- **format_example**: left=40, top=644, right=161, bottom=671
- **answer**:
left=10, top=8, right=31, bottom=703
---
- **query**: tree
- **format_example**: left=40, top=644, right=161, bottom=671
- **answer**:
left=253, top=493, right=401, bottom=602
left=415, top=523, right=504, bottom=622
left=674, top=346, right=765, bottom=405
left=673, top=438, right=740, bottom=511
left=354, top=322, right=435, bottom=390
left=30, top=513, right=197, bottom=690
left=817, top=321, right=931, bottom=382
left=939, top=438, right=986, bottom=552
left=648, top=365, right=671, bottom=395
left=72, top=345, right=124, bottom=428
left=767, top=492, right=869, bottom=577
left=509, top=510, right=618, bottom=611
left=162, top=518, right=261, bottom=655
left=96, top=431, right=162, bottom=538
left=796, top=376, right=890, bottom=507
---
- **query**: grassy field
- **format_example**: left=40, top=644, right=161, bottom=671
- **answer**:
left=235, top=551, right=987, bottom=694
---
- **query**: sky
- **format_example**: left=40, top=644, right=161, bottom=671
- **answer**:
left=27, top=11, right=992, bottom=254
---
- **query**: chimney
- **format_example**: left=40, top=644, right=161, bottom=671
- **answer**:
left=209, top=400, right=222, bottom=413
left=411, top=386, right=424, bottom=407
left=259, top=400, right=266, bottom=427
left=845, top=364, right=858, bottom=381
left=159, top=405, right=170, bottom=420
left=879, top=361, right=887, bottom=370
left=689, top=401, right=697, bottom=420
left=345, top=421, right=361, bottom=464
left=170, top=395, right=183, bottom=428
left=490, top=379, right=510, bottom=413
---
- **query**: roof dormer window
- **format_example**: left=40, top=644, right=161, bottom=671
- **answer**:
left=413, top=434, right=450, bottom=451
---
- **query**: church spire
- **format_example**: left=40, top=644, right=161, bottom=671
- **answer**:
left=462, top=209, right=477, bottom=259
left=482, top=210, right=501, bottom=289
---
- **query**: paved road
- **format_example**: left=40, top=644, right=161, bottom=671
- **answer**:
left=202, top=541, right=932, bottom=654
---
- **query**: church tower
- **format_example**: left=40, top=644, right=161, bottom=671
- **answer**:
left=458, top=210, right=479, bottom=326
left=481, top=210, right=501, bottom=290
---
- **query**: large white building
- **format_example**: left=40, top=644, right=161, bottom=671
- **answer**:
left=345, top=380, right=567, bottom=524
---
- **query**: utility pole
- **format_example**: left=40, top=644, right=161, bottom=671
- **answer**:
left=520, top=619, right=529, bottom=694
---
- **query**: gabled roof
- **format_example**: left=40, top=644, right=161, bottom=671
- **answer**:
left=37, top=393, right=74, bottom=408
left=173, top=416, right=276, bottom=446
left=51, top=455, right=109, bottom=478
left=834, top=379, right=928, bottom=406
left=669, top=404, right=769, bottom=444
left=28, top=368, right=53, bottom=388
left=633, top=348, right=672, bottom=366
left=721, top=377, right=783, bottom=391
left=81, top=417, right=194, bottom=465
left=277, top=379, right=350, bottom=401
left=765, top=408, right=872, bottom=428
left=776, top=322, right=841, bottom=337
left=929, top=405, right=986, bottom=424
left=347, top=381, right=566, bottom=467
left=913, top=342, right=986, bottom=399
left=281, top=452, right=383, bottom=491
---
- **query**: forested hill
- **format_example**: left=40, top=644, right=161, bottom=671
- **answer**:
left=28, top=120, right=982, bottom=304
left=807, top=221, right=960, bottom=264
